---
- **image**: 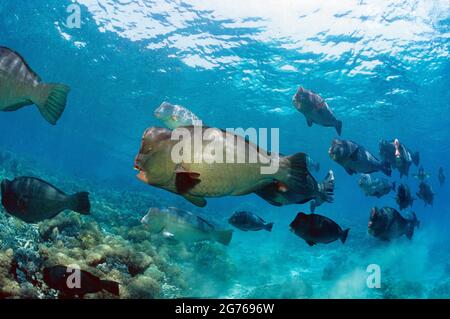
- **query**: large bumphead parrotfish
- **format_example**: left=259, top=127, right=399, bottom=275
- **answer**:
left=289, top=212, right=349, bottom=246
left=292, top=87, right=342, bottom=136
left=358, top=174, right=395, bottom=198
left=141, top=207, right=233, bottom=246
left=379, top=139, right=419, bottom=177
left=368, top=207, right=419, bottom=241
left=255, top=170, right=335, bottom=213
left=417, top=181, right=434, bottom=206
left=328, top=139, right=391, bottom=176
left=228, top=211, right=274, bottom=232
left=0, top=47, right=70, bottom=125
left=154, top=101, right=202, bottom=129
left=1, top=176, right=90, bottom=223
left=43, top=265, right=120, bottom=298
left=395, top=183, right=414, bottom=210
left=134, top=126, right=311, bottom=207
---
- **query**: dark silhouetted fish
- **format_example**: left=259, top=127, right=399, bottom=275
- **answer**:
left=289, top=212, right=349, bottom=246
left=329, top=139, right=391, bottom=176
left=413, top=166, right=430, bottom=181
left=368, top=207, right=419, bottom=241
left=395, top=183, right=414, bottom=210
left=292, top=87, right=342, bottom=135
left=1, top=176, right=90, bottom=223
left=43, top=265, right=119, bottom=298
left=228, top=211, right=274, bottom=232
left=0, top=47, right=70, bottom=125
left=439, top=167, right=445, bottom=187
left=379, top=139, right=419, bottom=178
left=255, top=170, right=334, bottom=213
left=417, top=181, right=434, bottom=206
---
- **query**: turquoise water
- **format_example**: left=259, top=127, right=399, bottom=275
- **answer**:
left=0, top=0, right=449, bottom=298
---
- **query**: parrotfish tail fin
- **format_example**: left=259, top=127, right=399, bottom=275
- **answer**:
left=32, top=83, right=70, bottom=125
left=100, top=280, right=120, bottom=296
left=335, top=120, right=343, bottom=136
left=265, top=222, right=274, bottom=232
left=310, top=201, right=317, bottom=213
left=381, top=161, right=392, bottom=177
left=340, top=228, right=350, bottom=244
left=214, top=230, right=233, bottom=246
left=410, top=211, right=420, bottom=228
left=70, top=192, right=91, bottom=215
left=278, top=152, right=310, bottom=194
left=318, top=169, right=335, bottom=204
left=412, top=152, right=420, bottom=166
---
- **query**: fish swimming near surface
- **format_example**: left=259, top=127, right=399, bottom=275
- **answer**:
left=1, top=176, right=90, bottom=223
left=228, top=211, right=274, bottom=232
left=395, top=183, right=414, bottom=210
left=439, top=167, right=445, bottom=187
left=417, top=181, right=434, bottom=206
left=43, top=265, right=120, bottom=298
left=368, top=207, right=419, bottom=241
left=289, top=212, right=349, bottom=246
left=413, top=166, right=430, bottom=182
left=134, top=126, right=311, bottom=207
left=358, top=174, right=395, bottom=198
left=255, top=170, right=335, bottom=213
left=379, top=139, right=419, bottom=178
left=329, top=139, right=391, bottom=176
left=141, top=207, right=233, bottom=246
left=154, top=101, right=202, bottom=129
left=0, top=47, right=70, bottom=125
left=292, top=87, right=342, bottom=136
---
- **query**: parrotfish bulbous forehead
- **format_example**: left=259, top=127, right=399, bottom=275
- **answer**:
left=134, top=127, right=171, bottom=171
left=154, top=102, right=174, bottom=119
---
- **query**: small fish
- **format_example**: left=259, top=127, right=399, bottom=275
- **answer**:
left=43, top=265, right=119, bottom=298
left=289, top=212, right=349, bottom=246
left=395, top=183, right=414, bottom=210
left=255, top=170, right=335, bottom=213
left=368, top=207, right=419, bottom=241
left=0, top=47, right=70, bottom=125
left=228, top=211, right=274, bottom=232
left=358, top=174, right=395, bottom=198
left=413, top=166, right=430, bottom=182
left=1, top=176, right=90, bottom=223
left=292, top=87, right=342, bottom=136
left=141, top=207, right=233, bottom=246
left=439, top=167, right=445, bottom=187
left=134, top=126, right=310, bottom=207
left=379, top=139, right=419, bottom=178
left=329, top=139, right=391, bottom=176
left=417, top=181, right=434, bottom=206
left=154, top=101, right=202, bottom=129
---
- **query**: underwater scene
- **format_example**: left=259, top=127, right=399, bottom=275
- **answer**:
left=0, top=0, right=449, bottom=299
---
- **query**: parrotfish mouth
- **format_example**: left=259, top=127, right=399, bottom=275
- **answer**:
left=136, top=170, right=149, bottom=184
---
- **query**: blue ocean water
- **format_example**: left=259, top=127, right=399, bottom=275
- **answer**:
left=0, top=0, right=449, bottom=298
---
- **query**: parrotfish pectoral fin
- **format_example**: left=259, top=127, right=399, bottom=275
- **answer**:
left=349, top=148, right=359, bottom=161
left=182, top=194, right=206, bottom=207
left=345, top=168, right=355, bottom=175
left=306, top=118, right=313, bottom=127
left=175, top=169, right=201, bottom=193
